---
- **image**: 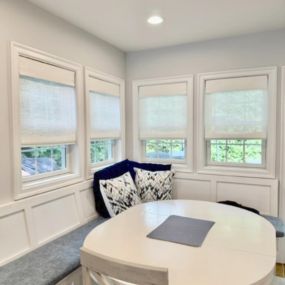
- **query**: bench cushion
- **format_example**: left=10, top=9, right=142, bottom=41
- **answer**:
left=262, top=215, right=285, bottom=238
left=0, top=217, right=107, bottom=285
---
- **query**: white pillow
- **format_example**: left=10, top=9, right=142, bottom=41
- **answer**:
left=99, top=172, right=141, bottom=217
left=134, top=168, right=175, bottom=202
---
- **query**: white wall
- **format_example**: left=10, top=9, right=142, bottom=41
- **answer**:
left=0, top=0, right=125, bottom=265
left=126, top=30, right=285, bottom=261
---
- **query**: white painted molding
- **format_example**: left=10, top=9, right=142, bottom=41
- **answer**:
left=132, top=74, right=194, bottom=170
left=277, top=66, right=285, bottom=263
left=10, top=42, right=85, bottom=199
left=197, top=66, right=277, bottom=179
left=0, top=181, right=97, bottom=266
left=84, top=67, right=126, bottom=179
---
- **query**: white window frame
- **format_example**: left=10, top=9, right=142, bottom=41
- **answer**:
left=132, top=75, right=194, bottom=172
left=21, top=144, right=71, bottom=182
left=85, top=68, right=125, bottom=178
left=141, top=139, right=187, bottom=164
left=197, top=67, right=277, bottom=178
left=89, top=139, right=116, bottom=168
left=10, top=42, right=85, bottom=200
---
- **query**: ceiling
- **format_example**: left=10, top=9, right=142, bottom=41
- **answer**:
left=28, top=0, right=285, bottom=52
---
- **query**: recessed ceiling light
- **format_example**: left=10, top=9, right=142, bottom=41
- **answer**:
left=147, top=15, right=164, bottom=25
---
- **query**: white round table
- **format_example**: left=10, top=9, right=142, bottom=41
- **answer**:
left=83, top=200, right=276, bottom=285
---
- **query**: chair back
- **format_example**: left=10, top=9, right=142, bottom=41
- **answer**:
left=80, top=247, right=168, bottom=285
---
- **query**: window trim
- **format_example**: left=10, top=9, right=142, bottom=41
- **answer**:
left=10, top=42, right=85, bottom=200
left=132, top=75, right=194, bottom=171
left=84, top=68, right=125, bottom=178
left=197, top=67, right=277, bottom=178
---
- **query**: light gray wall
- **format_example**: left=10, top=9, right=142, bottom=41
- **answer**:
left=126, top=29, right=285, bottom=157
left=0, top=0, right=125, bottom=204
left=126, top=29, right=285, bottom=219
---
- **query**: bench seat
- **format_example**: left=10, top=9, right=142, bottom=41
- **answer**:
left=0, top=217, right=107, bottom=285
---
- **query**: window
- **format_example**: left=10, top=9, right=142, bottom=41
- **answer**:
left=85, top=70, right=125, bottom=175
left=11, top=43, right=84, bottom=198
left=133, top=76, right=193, bottom=168
left=197, top=67, right=277, bottom=177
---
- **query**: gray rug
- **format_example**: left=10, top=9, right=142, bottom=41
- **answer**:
left=0, top=217, right=107, bottom=285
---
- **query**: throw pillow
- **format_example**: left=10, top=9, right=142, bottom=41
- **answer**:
left=128, top=160, right=171, bottom=181
left=93, top=160, right=129, bottom=217
left=99, top=171, right=141, bottom=217
left=134, top=168, right=175, bottom=202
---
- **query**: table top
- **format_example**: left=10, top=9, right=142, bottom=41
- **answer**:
left=83, top=200, right=276, bottom=285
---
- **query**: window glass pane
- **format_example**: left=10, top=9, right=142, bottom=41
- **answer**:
left=210, top=141, right=226, bottom=162
left=208, top=139, right=264, bottom=166
left=245, top=140, right=262, bottom=164
left=21, top=145, right=67, bottom=177
left=145, top=139, right=185, bottom=160
left=227, top=141, right=244, bottom=163
left=90, top=139, right=114, bottom=164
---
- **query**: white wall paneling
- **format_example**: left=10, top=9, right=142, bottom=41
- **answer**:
left=0, top=210, right=30, bottom=265
left=0, top=181, right=96, bottom=266
left=173, top=178, right=212, bottom=201
left=173, top=172, right=278, bottom=216
left=32, top=194, right=80, bottom=245
left=79, top=189, right=96, bottom=222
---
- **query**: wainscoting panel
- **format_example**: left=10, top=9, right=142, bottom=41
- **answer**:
left=173, top=172, right=278, bottom=216
left=32, top=193, right=80, bottom=245
left=0, top=175, right=278, bottom=266
left=80, top=188, right=97, bottom=222
left=216, top=182, right=272, bottom=215
left=0, top=181, right=96, bottom=266
left=173, top=178, right=212, bottom=201
left=0, top=210, right=30, bottom=264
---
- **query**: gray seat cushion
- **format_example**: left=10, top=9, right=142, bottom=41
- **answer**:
left=0, top=217, right=107, bottom=285
left=262, top=215, right=285, bottom=238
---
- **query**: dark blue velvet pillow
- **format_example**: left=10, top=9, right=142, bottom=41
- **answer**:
left=93, top=159, right=172, bottom=218
left=93, top=159, right=129, bottom=217
left=128, top=160, right=172, bottom=181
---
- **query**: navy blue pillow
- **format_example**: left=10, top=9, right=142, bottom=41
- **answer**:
left=128, top=160, right=172, bottom=181
left=93, top=159, right=129, bottom=217
left=93, top=159, right=172, bottom=218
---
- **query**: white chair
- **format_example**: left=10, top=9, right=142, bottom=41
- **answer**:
left=80, top=248, right=168, bottom=285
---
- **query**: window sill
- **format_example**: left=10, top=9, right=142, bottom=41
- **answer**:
left=15, top=173, right=84, bottom=200
left=197, top=165, right=275, bottom=179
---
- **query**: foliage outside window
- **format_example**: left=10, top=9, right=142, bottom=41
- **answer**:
left=207, top=139, right=265, bottom=167
left=90, top=139, right=114, bottom=164
left=144, top=139, right=186, bottom=161
left=21, top=145, right=67, bottom=177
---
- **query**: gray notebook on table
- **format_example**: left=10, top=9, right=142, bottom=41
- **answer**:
left=147, top=215, right=215, bottom=247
